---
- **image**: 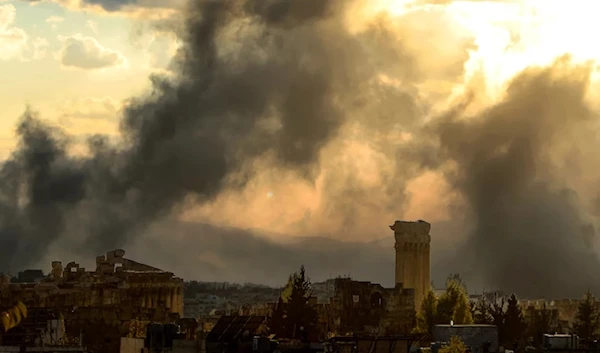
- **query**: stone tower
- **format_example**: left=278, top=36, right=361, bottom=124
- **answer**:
left=390, top=219, right=431, bottom=311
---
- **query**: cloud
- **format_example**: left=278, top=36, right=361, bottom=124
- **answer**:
left=64, top=0, right=185, bottom=12
left=57, top=34, right=127, bottom=69
left=0, top=4, right=28, bottom=59
left=46, top=16, right=64, bottom=23
left=45, top=15, right=63, bottom=26
left=22, top=37, right=49, bottom=60
left=62, top=96, right=120, bottom=119
left=5, top=0, right=600, bottom=299
left=53, top=97, right=122, bottom=155
left=57, top=96, right=121, bottom=123
left=85, top=19, right=98, bottom=34
left=24, top=0, right=184, bottom=19
left=0, top=4, right=49, bottom=60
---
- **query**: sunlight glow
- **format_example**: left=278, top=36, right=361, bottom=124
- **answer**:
left=380, top=0, right=600, bottom=101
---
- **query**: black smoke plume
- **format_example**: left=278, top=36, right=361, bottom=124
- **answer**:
left=435, top=57, right=600, bottom=298
left=2, top=0, right=600, bottom=299
left=1, top=0, right=432, bottom=271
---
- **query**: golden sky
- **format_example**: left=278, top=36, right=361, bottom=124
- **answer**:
left=2, top=0, right=600, bottom=240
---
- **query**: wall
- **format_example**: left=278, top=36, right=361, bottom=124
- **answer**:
left=328, top=278, right=415, bottom=335
left=329, top=338, right=410, bottom=353
left=172, top=339, right=199, bottom=353
left=356, top=339, right=409, bottom=353
left=120, top=337, right=145, bottom=353
left=433, top=325, right=498, bottom=353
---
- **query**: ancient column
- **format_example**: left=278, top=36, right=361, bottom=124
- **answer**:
left=390, top=220, right=431, bottom=311
left=170, top=288, right=176, bottom=313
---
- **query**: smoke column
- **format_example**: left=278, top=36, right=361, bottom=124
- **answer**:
left=2, top=0, right=600, bottom=298
left=2, top=0, right=434, bottom=270
left=435, top=58, right=600, bottom=298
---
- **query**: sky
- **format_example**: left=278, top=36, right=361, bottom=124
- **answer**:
left=0, top=0, right=179, bottom=153
left=2, top=0, right=600, bottom=298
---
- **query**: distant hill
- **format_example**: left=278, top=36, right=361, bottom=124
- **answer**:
left=121, top=219, right=467, bottom=289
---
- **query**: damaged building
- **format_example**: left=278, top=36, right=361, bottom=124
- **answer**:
left=315, top=220, right=432, bottom=336
left=0, top=249, right=184, bottom=353
left=318, top=220, right=431, bottom=335
left=320, top=278, right=416, bottom=336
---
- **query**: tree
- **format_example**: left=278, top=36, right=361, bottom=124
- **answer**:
left=416, top=290, right=437, bottom=335
left=454, top=292, right=474, bottom=325
left=503, top=294, right=525, bottom=348
left=281, top=275, right=294, bottom=303
left=278, top=265, right=318, bottom=340
left=439, top=336, right=468, bottom=353
left=270, top=297, right=286, bottom=337
left=526, top=304, right=556, bottom=347
left=472, top=293, right=493, bottom=324
left=437, top=274, right=473, bottom=325
left=573, top=290, right=600, bottom=340
left=489, top=294, right=506, bottom=330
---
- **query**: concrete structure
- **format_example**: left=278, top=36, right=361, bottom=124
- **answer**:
left=0, top=249, right=184, bottom=353
left=320, top=278, right=416, bottom=335
left=0, top=249, right=184, bottom=318
left=119, top=338, right=144, bottom=353
left=391, top=220, right=431, bottom=311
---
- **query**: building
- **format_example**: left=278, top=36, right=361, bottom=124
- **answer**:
left=302, top=220, right=431, bottom=337
left=0, top=249, right=184, bottom=353
left=11, top=270, right=46, bottom=283
left=325, top=335, right=422, bottom=353
left=519, top=299, right=571, bottom=332
left=205, top=316, right=268, bottom=353
left=392, top=220, right=431, bottom=311
left=184, top=294, right=226, bottom=318
left=312, top=279, right=336, bottom=304
left=323, top=278, right=416, bottom=336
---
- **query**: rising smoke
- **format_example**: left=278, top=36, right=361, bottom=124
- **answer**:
left=2, top=0, right=600, bottom=298
left=435, top=58, right=600, bottom=298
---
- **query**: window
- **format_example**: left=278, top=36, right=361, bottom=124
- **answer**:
left=370, top=292, right=383, bottom=308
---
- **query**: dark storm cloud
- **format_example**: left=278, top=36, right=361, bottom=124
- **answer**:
left=1, top=0, right=427, bottom=271
left=433, top=57, right=600, bottom=298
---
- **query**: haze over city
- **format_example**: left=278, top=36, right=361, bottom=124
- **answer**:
left=1, top=0, right=600, bottom=298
